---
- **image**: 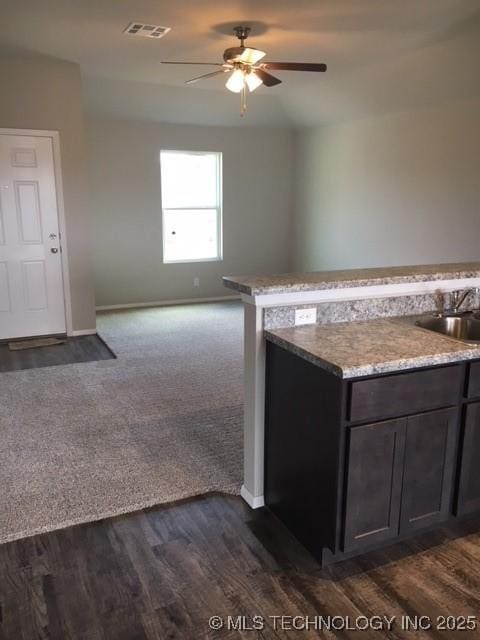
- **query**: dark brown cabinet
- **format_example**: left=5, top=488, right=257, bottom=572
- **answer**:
left=457, top=402, right=480, bottom=515
left=343, top=419, right=405, bottom=551
left=400, top=409, right=458, bottom=533
left=343, top=408, right=458, bottom=553
left=467, top=363, right=480, bottom=398
left=265, top=341, right=479, bottom=566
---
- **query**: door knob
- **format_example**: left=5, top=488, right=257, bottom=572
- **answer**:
left=51, top=247, right=59, bottom=254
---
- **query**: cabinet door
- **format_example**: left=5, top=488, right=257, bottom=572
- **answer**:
left=400, top=408, right=458, bottom=534
left=343, top=418, right=406, bottom=552
left=457, top=403, right=480, bottom=515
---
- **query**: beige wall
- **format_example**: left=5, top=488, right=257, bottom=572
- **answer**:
left=86, top=117, right=294, bottom=306
left=293, top=99, right=480, bottom=271
left=0, top=54, right=96, bottom=331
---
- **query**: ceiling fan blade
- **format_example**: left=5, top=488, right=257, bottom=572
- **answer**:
left=161, top=61, right=224, bottom=66
left=255, top=68, right=282, bottom=87
left=239, top=47, right=266, bottom=64
left=261, top=62, right=327, bottom=72
left=185, top=69, right=229, bottom=85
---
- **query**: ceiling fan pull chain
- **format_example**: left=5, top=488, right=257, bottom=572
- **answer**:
left=240, top=85, right=247, bottom=117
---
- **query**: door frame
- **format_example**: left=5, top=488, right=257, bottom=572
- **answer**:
left=0, top=127, right=73, bottom=336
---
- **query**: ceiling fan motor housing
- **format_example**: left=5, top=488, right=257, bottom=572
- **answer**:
left=223, top=46, right=267, bottom=65
left=223, top=47, right=246, bottom=63
left=224, top=47, right=266, bottom=65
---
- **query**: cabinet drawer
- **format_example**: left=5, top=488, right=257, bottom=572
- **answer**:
left=349, top=365, right=462, bottom=422
left=467, top=362, right=480, bottom=398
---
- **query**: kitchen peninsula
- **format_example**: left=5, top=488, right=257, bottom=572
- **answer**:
left=224, top=262, right=480, bottom=564
left=223, top=262, right=480, bottom=509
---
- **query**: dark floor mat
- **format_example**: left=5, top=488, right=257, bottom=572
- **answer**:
left=8, top=337, right=66, bottom=350
left=0, top=334, right=116, bottom=372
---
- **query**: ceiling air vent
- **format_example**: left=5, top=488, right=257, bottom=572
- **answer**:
left=123, top=23, right=171, bottom=39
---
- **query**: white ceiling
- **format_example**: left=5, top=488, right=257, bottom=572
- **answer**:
left=1, top=0, right=480, bottom=127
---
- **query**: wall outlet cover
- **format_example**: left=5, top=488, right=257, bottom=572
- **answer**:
left=295, top=307, right=317, bottom=325
left=193, top=277, right=200, bottom=287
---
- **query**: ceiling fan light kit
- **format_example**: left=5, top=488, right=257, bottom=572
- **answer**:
left=245, top=70, right=263, bottom=92
left=162, top=25, right=327, bottom=116
left=225, top=67, right=246, bottom=93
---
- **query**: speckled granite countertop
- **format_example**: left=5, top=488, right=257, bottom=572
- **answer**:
left=224, top=262, right=480, bottom=296
left=265, top=318, right=480, bottom=378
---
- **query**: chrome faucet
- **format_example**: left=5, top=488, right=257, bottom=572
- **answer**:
left=449, top=288, right=480, bottom=314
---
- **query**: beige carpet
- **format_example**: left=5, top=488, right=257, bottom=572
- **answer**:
left=0, top=301, right=243, bottom=544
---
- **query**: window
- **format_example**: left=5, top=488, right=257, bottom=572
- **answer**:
left=160, top=150, right=223, bottom=263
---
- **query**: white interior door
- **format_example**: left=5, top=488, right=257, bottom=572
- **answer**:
left=0, top=134, right=66, bottom=340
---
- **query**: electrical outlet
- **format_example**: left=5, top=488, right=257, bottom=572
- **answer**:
left=193, top=277, right=200, bottom=287
left=295, top=307, right=317, bottom=326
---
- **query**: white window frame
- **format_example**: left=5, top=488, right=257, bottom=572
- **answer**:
left=160, top=150, right=223, bottom=264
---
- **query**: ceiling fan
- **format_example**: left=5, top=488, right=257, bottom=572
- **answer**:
left=162, top=26, right=327, bottom=115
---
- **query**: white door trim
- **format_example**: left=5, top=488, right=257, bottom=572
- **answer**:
left=0, top=128, right=73, bottom=336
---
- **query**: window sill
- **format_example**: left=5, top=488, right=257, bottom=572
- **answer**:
left=163, top=257, right=224, bottom=265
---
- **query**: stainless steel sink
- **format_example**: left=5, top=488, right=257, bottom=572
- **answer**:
left=415, top=315, right=480, bottom=343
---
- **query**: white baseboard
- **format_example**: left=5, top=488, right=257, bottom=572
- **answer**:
left=96, top=295, right=240, bottom=312
left=241, top=485, right=265, bottom=509
left=69, top=329, right=97, bottom=337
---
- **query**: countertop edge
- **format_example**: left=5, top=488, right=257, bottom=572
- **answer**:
left=222, top=278, right=250, bottom=295
left=264, top=331, right=344, bottom=377
left=223, top=264, right=480, bottom=296
left=264, top=327, right=480, bottom=379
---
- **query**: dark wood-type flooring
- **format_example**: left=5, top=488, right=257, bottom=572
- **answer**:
left=0, top=334, right=115, bottom=372
left=1, top=494, right=480, bottom=640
